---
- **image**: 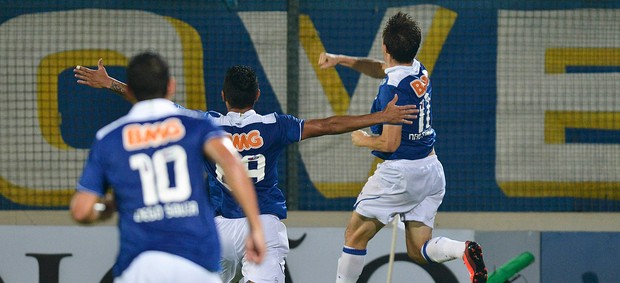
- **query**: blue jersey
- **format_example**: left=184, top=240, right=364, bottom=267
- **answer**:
left=76, top=99, right=226, bottom=277
left=197, top=110, right=303, bottom=220
left=370, top=59, right=436, bottom=160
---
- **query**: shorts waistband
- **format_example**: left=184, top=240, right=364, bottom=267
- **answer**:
left=382, top=154, right=438, bottom=166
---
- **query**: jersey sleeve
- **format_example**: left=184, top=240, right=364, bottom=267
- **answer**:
left=174, top=103, right=214, bottom=120
left=275, top=113, right=303, bottom=145
left=76, top=140, right=107, bottom=197
left=199, top=116, right=227, bottom=144
left=377, top=84, right=400, bottom=110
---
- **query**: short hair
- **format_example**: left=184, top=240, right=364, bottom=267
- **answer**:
left=127, top=51, right=170, bottom=101
left=382, top=12, right=422, bottom=64
left=223, top=65, right=259, bottom=109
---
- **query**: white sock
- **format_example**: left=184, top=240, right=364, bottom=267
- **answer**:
left=421, top=237, right=466, bottom=263
left=336, top=246, right=366, bottom=283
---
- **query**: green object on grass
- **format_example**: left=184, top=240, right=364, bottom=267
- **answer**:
left=488, top=251, right=535, bottom=283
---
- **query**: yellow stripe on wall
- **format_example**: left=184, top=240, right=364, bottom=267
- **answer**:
left=499, top=181, right=620, bottom=200
left=416, top=7, right=457, bottom=75
left=165, top=17, right=207, bottom=111
left=545, top=111, right=620, bottom=144
left=0, top=176, right=74, bottom=207
left=299, top=14, right=350, bottom=116
left=545, top=48, right=620, bottom=74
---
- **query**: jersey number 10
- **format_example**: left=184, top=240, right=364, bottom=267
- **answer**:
left=129, top=145, right=192, bottom=206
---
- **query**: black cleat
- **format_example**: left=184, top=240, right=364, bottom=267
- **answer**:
left=463, top=241, right=488, bottom=283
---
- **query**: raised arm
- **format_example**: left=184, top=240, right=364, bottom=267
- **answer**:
left=74, top=58, right=135, bottom=103
left=318, top=52, right=386, bottom=79
left=203, top=136, right=265, bottom=264
left=301, top=94, right=417, bottom=140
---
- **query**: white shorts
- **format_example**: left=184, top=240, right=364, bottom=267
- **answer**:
left=354, top=155, right=446, bottom=227
left=216, top=214, right=289, bottom=283
left=114, top=251, right=222, bottom=283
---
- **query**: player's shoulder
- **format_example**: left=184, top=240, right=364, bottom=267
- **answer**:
left=95, top=115, right=131, bottom=141
left=270, top=112, right=303, bottom=125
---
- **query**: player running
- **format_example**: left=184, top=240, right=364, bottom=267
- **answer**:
left=70, top=51, right=265, bottom=283
left=318, top=12, right=487, bottom=283
left=74, top=62, right=418, bottom=282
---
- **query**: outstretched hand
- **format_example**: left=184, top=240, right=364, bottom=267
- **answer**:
left=382, top=94, right=418, bottom=124
left=74, top=58, right=111, bottom=89
left=318, top=52, right=339, bottom=69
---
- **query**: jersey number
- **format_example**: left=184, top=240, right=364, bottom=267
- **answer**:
left=129, top=145, right=191, bottom=206
left=215, top=154, right=266, bottom=190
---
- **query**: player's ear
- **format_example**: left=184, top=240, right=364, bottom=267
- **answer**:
left=166, top=76, right=176, bottom=99
left=382, top=43, right=391, bottom=62
left=255, top=89, right=261, bottom=103
left=221, top=90, right=226, bottom=102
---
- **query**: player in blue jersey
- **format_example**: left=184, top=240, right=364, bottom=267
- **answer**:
left=319, top=12, right=487, bottom=283
left=74, top=60, right=417, bottom=282
left=70, top=51, right=265, bottom=283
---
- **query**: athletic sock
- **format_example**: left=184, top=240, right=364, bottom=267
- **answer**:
left=336, top=246, right=366, bottom=283
left=421, top=237, right=466, bottom=263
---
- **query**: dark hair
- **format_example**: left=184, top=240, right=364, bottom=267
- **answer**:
left=382, top=12, right=422, bottom=64
left=127, top=51, right=170, bottom=101
left=223, top=65, right=259, bottom=109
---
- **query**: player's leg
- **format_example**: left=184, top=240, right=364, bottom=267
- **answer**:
left=336, top=211, right=384, bottom=283
left=402, top=157, right=487, bottom=282
left=402, top=193, right=469, bottom=265
left=336, top=160, right=411, bottom=283
left=402, top=220, right=465, bottom=263
left=241, top=214, right=289, bottom=283
left=403, top=221, right=488, bottom=283
left=216, top=216, right=246, bottom=283
left=401, top=156, right=467, bottom=263
left=411, top=228, right=487, bottom=283
left=403, top=220, right=432, bottom=263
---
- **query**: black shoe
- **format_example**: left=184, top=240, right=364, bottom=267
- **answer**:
left=463, top=241, right=488, bottom=283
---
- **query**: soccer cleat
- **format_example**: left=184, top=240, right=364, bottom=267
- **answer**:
left=463, top=241, right=488, bottom=283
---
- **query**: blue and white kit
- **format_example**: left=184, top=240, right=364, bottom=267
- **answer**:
left=77, top=99, right=225, bottom=279
left=187, top=108, right=303, bottom=282
left=356, top=59, right=445, bottom=226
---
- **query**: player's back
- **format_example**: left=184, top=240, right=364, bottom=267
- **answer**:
left=83, top=99, right=224, bottom=276
left=206, top=110, right=303, bottom=220
left=370, top=59, right=436, bottom=160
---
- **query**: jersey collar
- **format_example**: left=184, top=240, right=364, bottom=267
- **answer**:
left=128, top=98, right=179, bottom=119
left=384, top=59, right=421, bottom=75
left=226, top=109, right=257, bottom=120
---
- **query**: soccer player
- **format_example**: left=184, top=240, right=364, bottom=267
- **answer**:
left=70, top=51, right=265, bottom=283
left=318, top=12, right=488, bottom=283
left=74, top=61, right=418, bottom=282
